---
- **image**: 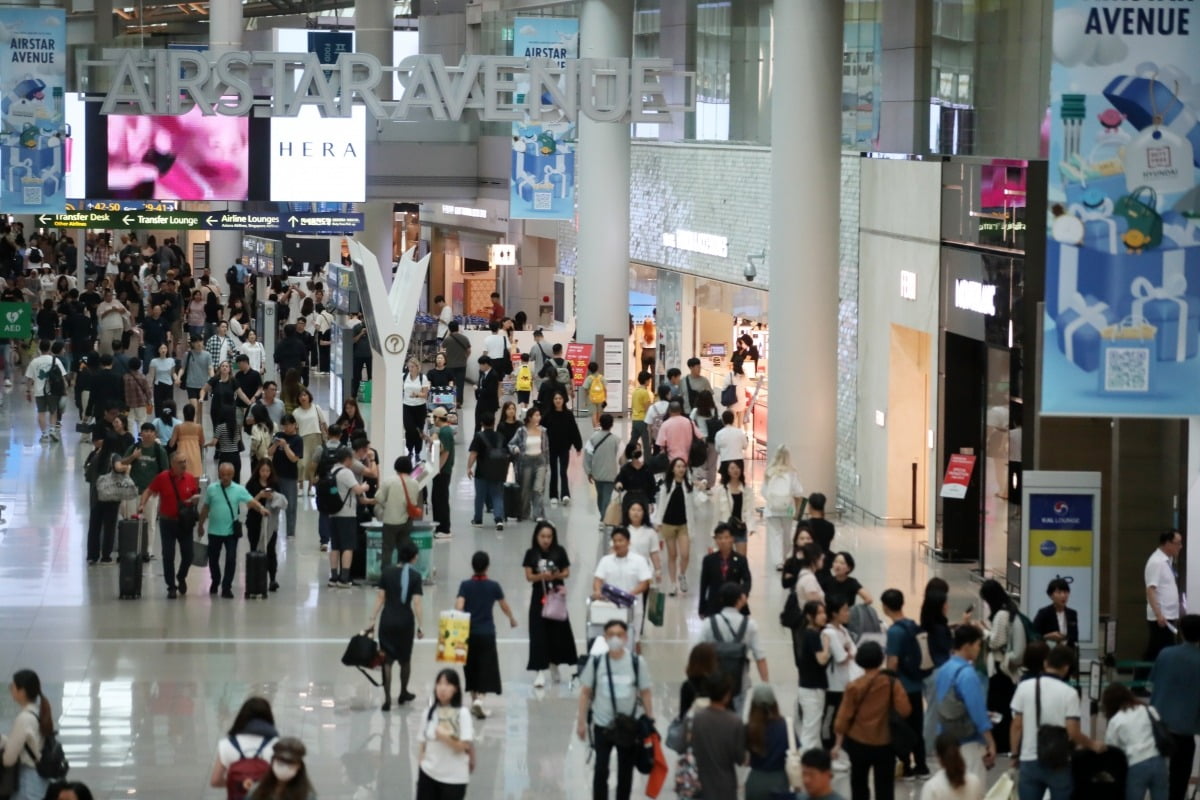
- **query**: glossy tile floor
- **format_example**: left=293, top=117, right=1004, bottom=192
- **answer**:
left=0, top=379, right=984, bottom=799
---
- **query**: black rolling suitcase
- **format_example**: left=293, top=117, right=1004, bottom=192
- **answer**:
left=244, top=514, right=270, bottom=599
left=504, top=482, right=522, bottom=521
left=118, top=518, right=144, bottom=599
left=1071, top=747, right=1128, bottom=800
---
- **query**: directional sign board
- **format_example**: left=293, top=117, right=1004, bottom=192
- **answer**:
left=37, top=210, right=364, bottom=233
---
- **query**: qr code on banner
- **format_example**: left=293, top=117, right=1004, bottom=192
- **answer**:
left=1103, top=346, right=1151, bottom=393
left=533, top=191, right=552, bottom=211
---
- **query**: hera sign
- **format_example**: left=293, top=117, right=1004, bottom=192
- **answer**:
left=79, top=50, right=695, bottom=123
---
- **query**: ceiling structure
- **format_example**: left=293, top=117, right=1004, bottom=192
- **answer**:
left=106, top=0, right=414, bottom=34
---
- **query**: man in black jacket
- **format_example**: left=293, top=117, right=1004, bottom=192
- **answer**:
left=274, top=324, right=309, bottom=381
left=1033, top=577, right=1079, bottom=649
left=474, top=355, right=500, bottom=436
left=88, top=354, right=125, bottom=417
left=698, top=524, right=752, bottom=618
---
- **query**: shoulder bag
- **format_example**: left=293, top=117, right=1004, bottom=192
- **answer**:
left=401, top=478, right=423, bottom=521
left=541, top=580, right=568, bottom=621
left=1146, top=704, right=1176, bottom=757
left=96, top=462, right=138, bottom=503
left=220, top=485, right=244, bottom=538
left=885, top=676, right=919, bottom=761
left=602, top=653, right=642, bottom=748
left=936, top=662, right=979, bottom=741
left=171, top=473, right=198, bottom=531
left=673, top=714, right=702, bottom=799
left=1035, top=676, right=1072, bottom=769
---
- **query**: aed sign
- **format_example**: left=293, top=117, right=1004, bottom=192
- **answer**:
left=270, top=105, right=366, bottom=202
left=954, top=279, right=997, bottom=316
left=489, top=243, right=516, bottom=267
left=0, top=303, right=31, bottom=339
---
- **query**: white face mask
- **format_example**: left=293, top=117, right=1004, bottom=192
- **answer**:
left=272, top=762, right=299, bottom=782
left=606, top=635, right=625, bottom=652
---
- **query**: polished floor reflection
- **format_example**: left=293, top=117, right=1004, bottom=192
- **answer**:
left=0, top=382, right=979, bottom=799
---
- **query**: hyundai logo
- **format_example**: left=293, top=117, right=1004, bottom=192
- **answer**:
left=1040, top=540, right=1058, bottom=557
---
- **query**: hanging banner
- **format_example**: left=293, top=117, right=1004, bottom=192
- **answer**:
left=1042, top=1, right=1200, bottom=416
left=0, top=8, right=67, bottom=213
left=1021, top=472, right=1102, bottom=648
left=307, top=31, right=353, bottom=65
left=510, top=17, right=578, bottom=221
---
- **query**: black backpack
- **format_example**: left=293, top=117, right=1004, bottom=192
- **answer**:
left=688, top=435, right=708, bottom=468
left=226, top=263, right=240, bottom=286
left=44, top=359, right=66, bottom=397
left=315, top=466, right=348, bottom=515
left=709, top=615, right=749, bottom=690
left=23, top=711, right=69, bottom=780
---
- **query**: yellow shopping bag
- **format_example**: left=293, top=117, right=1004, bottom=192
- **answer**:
left=983, top=770, right=1016, bottom=800
left=436, top=610, right=471, bottom=664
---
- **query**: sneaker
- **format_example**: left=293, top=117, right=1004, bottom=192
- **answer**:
left=3, top=379, right=10, bottom=387
left=495, top=523, right=504, bottom=531
left=561, top=496, right=571, bottom=506
left=341, top=579, right=358, bottom=588
left=679, top=574, right=689, bottom=594
left=320, top=544, right=329, bottom=552
left=399, top=691, right=416, bottom=704
left=598, top=522, right=608, bottom=531
left=39, top=432, right=49, bottom=443
left=178, top=577, right=187, bottom=595
left=832, top=755, right=850, bottom=773
left=167, top=589, right=178, bottom=600
left=533, top=671, right=546, bottom=689
left=549, top=498, right=559, bottom=507
left=470, top=700, right=488, bottom=719
left=327, top=575, right=339, bottom=587
left=48, top=429, right=60, bottom=442
left=668, top=584, right=677, bottom=598
left=470, top=520, right=482, bottom=528
left=100, top=556, right=113, bottom=564
left=209, top=584, right=218, bottom=595
left=434, top=531, right=453, bottom=540
left=913, top=767, right=931, bottom=780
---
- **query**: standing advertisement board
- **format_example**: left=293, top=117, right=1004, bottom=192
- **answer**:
left=0, top=8, right=67, bottom=213
left=1042, top=2, right=1200, bottom=416
left=1021, top=471, right=1102, bottom=650
left=563, top=342, right=593, bottom=388
left=939, top=454, right=977, bottom=500
left=510, top=17, right=578, bottom=220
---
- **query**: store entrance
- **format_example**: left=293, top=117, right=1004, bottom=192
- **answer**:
left=887, top=325, right=931, bottom=525
left=940, top=332, right=986, bottom=561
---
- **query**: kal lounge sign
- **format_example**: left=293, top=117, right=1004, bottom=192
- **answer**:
left=78, top=50, right=696, bottom=123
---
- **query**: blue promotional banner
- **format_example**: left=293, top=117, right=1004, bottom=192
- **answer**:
left=1043, top=2, right=1200, bottom=416
left=842, top=21, right=881, bottom=149
left=0, top=8, right=67, bottom=213
left=308, top=31, right=352, bottom=65
left=510, top=17, right=578, bottom=221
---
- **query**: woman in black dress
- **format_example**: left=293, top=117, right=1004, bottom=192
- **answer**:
left=522, top=521, right=579, bottom=688
left=368, top=541, right=424, bottom=712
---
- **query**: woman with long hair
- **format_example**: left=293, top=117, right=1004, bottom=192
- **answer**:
left=655, top=457, right=693, bottom=596
left=245, top=459, right=282, bottom=593
left=1, top=669, right=56, bottom=800
left=368, top=541, right=424, bottom=711
left=247, top=404, right=275, bottom=464
left=507, top=405, right=548, bottom=522
left=763, top=444, right=804, bottom=571
left=919, top=589, right=955, bottom=753
left=978, top=579, right=1024, bottom=753
left=920, top=735, right=983, bottom=800
left=745, top=684, right=794, bottom=800
left=170, top=403, right=205, bottom=477
left=415, top=670, right=475, bottom=800
left=680, top=642, right=718, bottom=717
left=208, top=405, right=244, bottom=482
left=292, top=389, right=327, bottom=493
left=203, top=360, right=238, bottom=429
left=246, top=737, right=317, bottom=800
left=728, top=334, right=759, bottom=427
left=496, top=401, right=521, bottom=444
left=208, top=697, right=279, bottom=797
left=714, top=458, right=749, bottom=556
left=1101, top=684, right=1168, bottom=800
left=522, top=521, right=578, bottom=688
left=623, top=498, right=662, bottom=588
left=541, top=390, right=582, bottom=505
left=401, top=357, right=430, bottom=462
left=455, top=551, right=518, bottom=719
left=148, top=342, right=177, bottom=414
left=334, top=397, right=367, bottom=445
left=688, top=389, right=720, bottom=487
left=785, top=543, right=826, bottom=604
left=280, top=368, right=302, bottom=415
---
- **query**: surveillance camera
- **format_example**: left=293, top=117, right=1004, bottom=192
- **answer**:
left=744, top=251, right=765, bottom=283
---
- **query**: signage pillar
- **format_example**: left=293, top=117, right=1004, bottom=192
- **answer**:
left=766, top=0, right=842, bottom=501
left=207, top=0, right=243, bottom=296
left=354, top=0, right=393, bottom=101
left=575, top=0, right=632, bottom=351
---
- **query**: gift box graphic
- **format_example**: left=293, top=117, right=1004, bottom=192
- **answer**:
left=1056, top=293, right=1118, bottom=372
left=1104, top=75, right=1200, bottom=169
left=1048, top=241, right=1200, bottom=321
left=1099, top=318, right=1158, bottom=394
left=1129, top=275, right=1199, bottom=362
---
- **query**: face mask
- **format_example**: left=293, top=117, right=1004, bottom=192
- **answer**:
left=272, top=763, right=299, bottom=782
left=606, top=635, right=625, bottom=651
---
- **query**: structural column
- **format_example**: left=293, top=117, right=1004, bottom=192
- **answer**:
left=575, top=0, right=632, bottom=350
left=767, top=0, right=843, bottom=500
left=206, top=0, right=242, bottom=293
left=355, top=0, right=394, bottom=101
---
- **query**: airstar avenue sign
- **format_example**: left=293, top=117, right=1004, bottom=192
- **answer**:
left=79, top=51, right=695, bottom=122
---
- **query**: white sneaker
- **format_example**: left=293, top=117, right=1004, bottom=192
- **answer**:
left=3, top=379, right=10, bottom=387
left=561, top=496, right=571, bottom=506
left=39, top=432, right=49, bottom=443
left=549, top=498, right=559, bottom=507
left=434, top=531, right=453, bottom=540
left=679, top=574, right=689, bottom=594
left=833, top=755, right=851, bottom=772
left=533, top=670, right=546, bottom=688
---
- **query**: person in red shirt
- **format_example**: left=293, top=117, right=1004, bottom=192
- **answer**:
left=139, top=454, right=202, bottom=599
left=486, top=292, right=505, bottom=322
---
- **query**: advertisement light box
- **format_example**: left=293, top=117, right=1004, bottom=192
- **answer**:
left=270, top=105, right=366, bottom=202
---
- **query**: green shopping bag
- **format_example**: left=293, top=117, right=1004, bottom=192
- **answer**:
left=647, top=588, right=665, bottom=627
left=1114, top=186, right=1163, bottom=249
left=357, top=380, right=372, bottom=404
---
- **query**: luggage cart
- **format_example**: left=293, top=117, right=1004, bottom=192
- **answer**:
left=574, top=599, right=635, bottom=686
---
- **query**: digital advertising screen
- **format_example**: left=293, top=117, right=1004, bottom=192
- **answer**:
left=107, top=108, right=249, bottom=201
left=269, top=105, right=366, bottom=202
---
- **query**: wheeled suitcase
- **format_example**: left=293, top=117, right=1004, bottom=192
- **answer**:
left=244, top=513, right=270, bottom=599
left=1071, top=747, right=1127, bottom=800
left=118, top=517, right=146, bottom=557
left=504, top=482, right=522, bottom=521
left=118, top=551, right=142, bottom=599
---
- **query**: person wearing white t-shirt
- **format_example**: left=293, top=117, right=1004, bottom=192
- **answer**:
left=208, top=697, right=278, bottom=793
left=593, top=528, right=653, bottom=646
left=417, top=669, right=475, bottom=799
left=1101, top=683, right=1169, bottom=800
left=622, top=498, right=662, bottom=580
left=23, top=340, right=68, bottom=442
left=434, top=294, right=454, bottom=344
left=1009, top=646, right=1100, bottom=800
left=239, top=329, right=267, bottom=374
left=1145, top=529, right=1184, bottom=662
left=482, top=321, right=507, bottom=360
left=713, top=409, right=748, bottom=469
left=920, top=736, right=984, bottom=800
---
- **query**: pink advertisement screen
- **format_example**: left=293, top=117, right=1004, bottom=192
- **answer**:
left=107, top=109, right=249, bottom=201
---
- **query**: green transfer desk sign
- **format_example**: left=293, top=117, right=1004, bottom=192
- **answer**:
left=0, top=303, right=31, bottom=339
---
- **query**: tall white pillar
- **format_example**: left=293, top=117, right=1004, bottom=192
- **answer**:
left=355, top=0, right=393, bottom=101
left=767, top=1, right=843, bottom=500
left=575, top=0, right=632, bottom=348
left=207, top=0, right=242, bottom=294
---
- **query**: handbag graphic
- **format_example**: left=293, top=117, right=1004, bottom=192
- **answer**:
left=1114, top=186, right=1164, bottom=249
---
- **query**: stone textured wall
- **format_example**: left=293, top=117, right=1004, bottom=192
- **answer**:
left=555, top=142, right=862, bottom=504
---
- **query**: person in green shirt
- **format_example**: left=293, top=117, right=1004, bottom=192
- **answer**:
left=198, top=462, right=269, bottom=598
left=120, top=422, right=170, bottom=562
left=426, top=406, right=455, bottom=540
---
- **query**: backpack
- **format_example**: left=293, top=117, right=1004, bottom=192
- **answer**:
left=709, top=614, right=750, bottom=690
left=225, top=735, right=273, bottom=800
left=249, top=425, right=270, bottom=462
left=764, top=473, right=795, bottom=515
left=846, top=603, right=883, bottom=642
left=225, top=263, right=240, bottom=287
left=22, top=711, right=69, bottom=781
left=552, top=357, right=571, bottom=386
left=588, top=374, right=607, bottom=404
left=314, top=443, right=340, bottom=480
left=515, top=364, right=533, bottom=392
left=688, top=434, right=708, bottom=468
left=720, top=382, right=738, bottom=407
left=479, top=431, right=510, bottom=482
left=44, top=359, right=65, bottom=397
left=936, top=662, right=979, bottom=741
left=893, top=618, right=933, bottom=681
left=1002, top=608, right=1040, bottom=672
left=647, top=401, right=668, bottom=444
left=315, top=466, right=348, bottom=515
